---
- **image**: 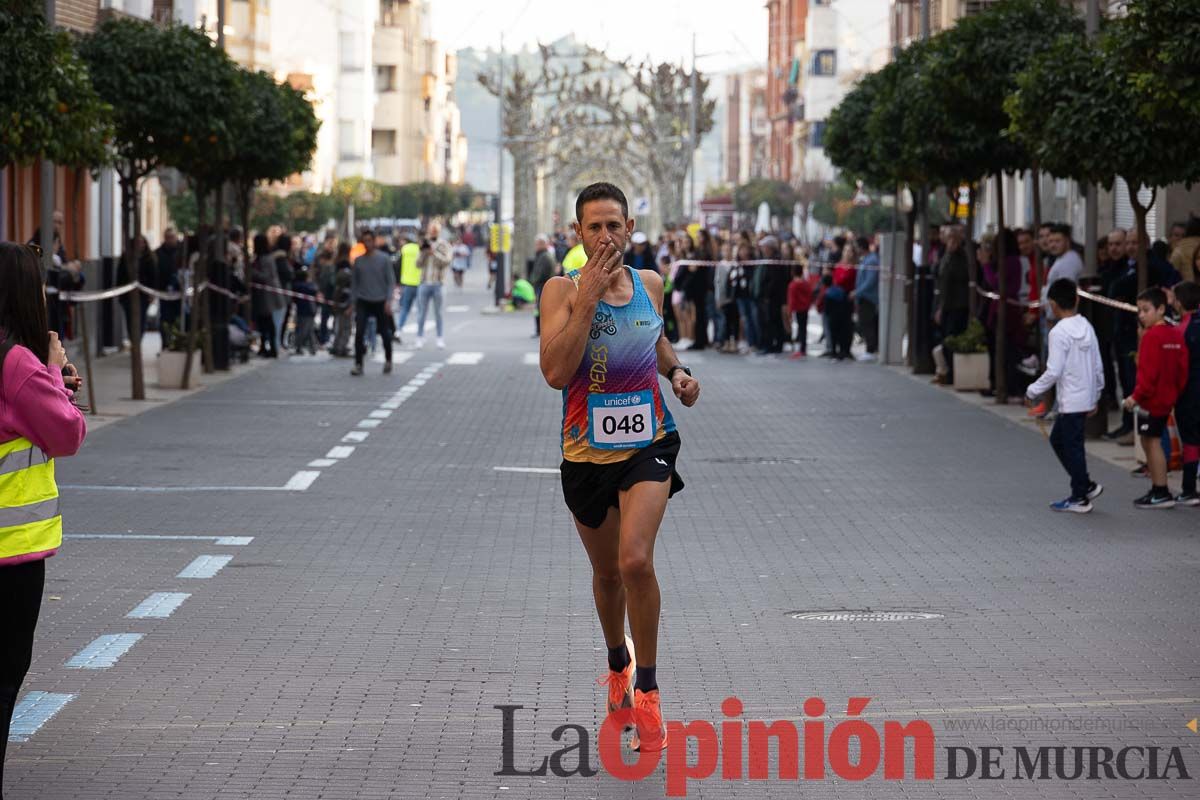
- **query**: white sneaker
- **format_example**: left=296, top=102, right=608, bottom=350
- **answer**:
left=414, top=337, right=425, bottom=349
left=436, top=338, right=445, bottom=349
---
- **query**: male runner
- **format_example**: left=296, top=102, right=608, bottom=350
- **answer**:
left=539, top=182, right=700, bottom=752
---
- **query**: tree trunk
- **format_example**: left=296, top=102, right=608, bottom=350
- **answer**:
left=1030, top=165, right=1045, bottom=369
left=71, top=170, right=97, bottom=415
left=904, top=205, right=917, bottom=368
left=120, top=174, right=146, bottom=400
left=995, top=175, right=1008, bottom=404
left=966, top=183, right=978, bottom=318
left=1129, top=184, right=1153, bottom=294
left=182, top=185, right=207, bottom=390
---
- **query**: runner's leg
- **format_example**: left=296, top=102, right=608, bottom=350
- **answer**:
left=616, top=478, right=670, bottom=669
left=572, top=507, right=626, bottom=650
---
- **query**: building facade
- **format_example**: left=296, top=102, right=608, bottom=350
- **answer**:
left=722, top=69, right=770, bottom=187
left=372, top=0, right=467, bottom=186
left=765, top=0, right=807, bottom=185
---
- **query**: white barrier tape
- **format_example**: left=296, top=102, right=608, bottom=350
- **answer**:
left=972, top=285, right=1137, bottom=314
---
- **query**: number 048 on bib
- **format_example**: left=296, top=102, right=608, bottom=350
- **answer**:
left=587, top=390, right=656, bottom=449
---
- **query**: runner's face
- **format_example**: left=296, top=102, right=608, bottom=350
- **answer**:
left=574, top=200, right=633, bottom=257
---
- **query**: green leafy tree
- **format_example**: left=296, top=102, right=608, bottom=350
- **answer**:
left=1009, top=0, right=1200, bottom=291
left=734, top=178, right=796, bottom=219
left=0, top=2, right=112, bottom=169
left=80, top=17, right=241, bottom=397
left=824, top=69, right=895, bottom=192
left=226, top=71, right=320, bottom=237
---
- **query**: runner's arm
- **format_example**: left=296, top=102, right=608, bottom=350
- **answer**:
left=539, top=276, right=597, bottom=389
left=644, top=268, right=700, bottom=407
left=641, top=269, right=681, bottom=378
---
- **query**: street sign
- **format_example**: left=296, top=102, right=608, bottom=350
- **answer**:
left=490, top=223, right=512, bottom=253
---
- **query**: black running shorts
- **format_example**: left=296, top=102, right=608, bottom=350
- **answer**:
left=1175, top=407, right=1200, bottom=445
left=560, top=432, right=685, bottom=529
left=1137, top=414, right=1168, bottom=439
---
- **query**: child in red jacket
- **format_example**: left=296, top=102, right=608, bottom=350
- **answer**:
left=1123, top=287, right=1189, bottom=508
left=787, top=265, right=815, bottom=358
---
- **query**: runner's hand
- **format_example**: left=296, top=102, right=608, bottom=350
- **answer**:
left=577, top=239, right=623, bottom=302
left=48, top=331, right=67, bottom=368
left=672, top=372, right=699, bottom=407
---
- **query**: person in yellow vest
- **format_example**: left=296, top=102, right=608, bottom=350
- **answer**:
left=0, top=243, right=87, bottom=781
left=394, top=232, right=422, bottom=344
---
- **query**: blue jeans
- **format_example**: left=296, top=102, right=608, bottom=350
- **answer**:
left=396, top=284, right=420, bottom=330
left=736, top=297, right=758, bottom=348
left=417, top=283, right=444, bottom=338
left=1050, top=411, right=1091, bottom=501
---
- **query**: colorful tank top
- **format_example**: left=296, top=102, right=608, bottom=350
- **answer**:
left=561, top=266, right=677, bottom=464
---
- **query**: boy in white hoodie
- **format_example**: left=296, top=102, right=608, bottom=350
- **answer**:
left=1025, top=278, right=1105, bottom=513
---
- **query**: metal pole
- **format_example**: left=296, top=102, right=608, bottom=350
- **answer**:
left=39, top=0, right=56, bottom=277
left=217, top=0, right=226, bottom=50
left=495, top=34, right=506, bottom=308
left=1083, top=0, right=1099, bottom=275
left=689, top=32, right=698, bottom=223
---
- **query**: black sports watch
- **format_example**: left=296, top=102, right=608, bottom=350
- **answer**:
left=666, top=364, right=692, bottom=381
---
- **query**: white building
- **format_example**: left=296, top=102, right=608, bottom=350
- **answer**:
left=798, top=0, right=890, bottom=184
left=372, top=0, right=467, bottom=185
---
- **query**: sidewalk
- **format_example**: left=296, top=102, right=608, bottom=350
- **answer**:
left=891, top=364, right=1144, bottom=473
left=64, top=334, right=268, bottom=432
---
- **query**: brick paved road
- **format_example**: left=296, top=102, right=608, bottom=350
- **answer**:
left=6, top=268, right=1198, bottom=799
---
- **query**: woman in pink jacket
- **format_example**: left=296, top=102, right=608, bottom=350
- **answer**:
left=0, top=242, right=87, bottom=789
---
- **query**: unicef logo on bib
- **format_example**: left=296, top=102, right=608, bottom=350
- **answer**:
left=587, top=390, right=656, bottom=449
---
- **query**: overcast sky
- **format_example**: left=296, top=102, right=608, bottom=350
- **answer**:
left=431, top=0, right=768, bottom=73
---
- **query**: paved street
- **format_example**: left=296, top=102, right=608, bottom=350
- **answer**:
left=6, top=268, right=1199, bottom=800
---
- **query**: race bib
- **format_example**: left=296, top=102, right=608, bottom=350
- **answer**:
left=588, top=390, right=656, bottom=449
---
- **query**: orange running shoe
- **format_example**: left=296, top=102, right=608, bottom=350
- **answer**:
left=631, top=688, right=669, bottom=752
left=597, top=635, right=635, bottom=716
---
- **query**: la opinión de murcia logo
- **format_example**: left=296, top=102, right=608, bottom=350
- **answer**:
left=496, top=697, right=1192, bottom=797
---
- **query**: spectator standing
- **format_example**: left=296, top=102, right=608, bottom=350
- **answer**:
left=530, top=234, right=557, bottom=337
left=853, top=235, right=880, bottom=358
left=414, top=223, right=453, bottom=349
left=350, top=230, right=396, bottom=375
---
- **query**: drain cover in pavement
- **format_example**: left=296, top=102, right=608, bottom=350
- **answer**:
left=789, top=610, right=944, bottom=622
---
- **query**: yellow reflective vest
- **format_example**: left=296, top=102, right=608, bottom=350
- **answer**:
left=0, top=436, right=61, bottom=562
left=562, top=244, right=587, bottom=272
left=400, top=242, right=421, bottom=286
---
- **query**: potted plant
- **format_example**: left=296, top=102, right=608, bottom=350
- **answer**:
left=157, top=322, right=197, bottom=389
left=944, top=318, right=990, bottom=391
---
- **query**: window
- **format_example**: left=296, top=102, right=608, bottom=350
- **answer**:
left=340, top=32, right=361, bottom=71
left=372, top=129, right=397, bottom=157
left=380, top=0, right=410, bottom=26
left=811, top=50, right=836, bottom=76
left=809, top=121, right=826, bottom=149
left=339, top=120, right=360, bottom=160
left=375, top=65, right=396, bottom=92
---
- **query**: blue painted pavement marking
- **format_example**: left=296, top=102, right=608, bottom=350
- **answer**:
left=127, top=592, right=191, bottom=619
left=177, top=554, right=233, bottom=579
left=8, top=692, right=76, bottom=742
left=66, top=634, right=144, bottom=669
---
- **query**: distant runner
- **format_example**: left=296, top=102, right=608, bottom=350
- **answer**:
left=538, top=182, right=700, bottom=752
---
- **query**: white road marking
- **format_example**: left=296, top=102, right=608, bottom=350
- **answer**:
left=177, top=555, right=233, bottom=579
left=127, top=592, right=191, bottom=619
left=61, top=484, right=305, bottom=493
left=308, top=458, right=337, bottom=468
left=380, top=400, right=401, bottom=409
left=326, top=446, right=355, bottom=459
left=493, top=466, right=561, bottom=475
left=62, top=534, right=253, bottom=545
left=446, top=305, right=470, bottom=313
left=446, top=352, right=483, bottom=365
left=523, top=353, right=540, bottom=365
left=369, top=409, right=392, bottom=419
left=66, top=634, right=144, bottom=669
left=8, top=692, right=75, bottom=741
left=283, top=471, right=321, bottom=491
left=357, top=419, right=382, bottom=429
left=342, top=431, right=369, bottom=443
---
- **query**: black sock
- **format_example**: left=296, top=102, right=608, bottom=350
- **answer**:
left=1152, top=484, right=1170, bottom=498
left=607, top=643, right=630, bottom=673
left=635, top=665, right=657, bottom=693
left=1184, top=462, right=1198, bottom=495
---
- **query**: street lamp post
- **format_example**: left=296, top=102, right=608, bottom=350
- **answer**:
left=495, top=34, right=506, bottom=308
